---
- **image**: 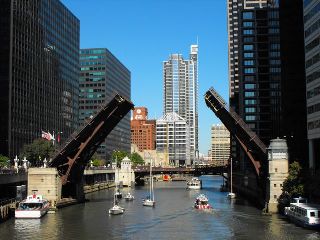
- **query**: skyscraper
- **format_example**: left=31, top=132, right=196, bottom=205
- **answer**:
left=0, top=0, right=80, bottom=157
left=163, top=45, right=198, bottom=164
left=303, top=0, right=320, bottom=171
left=227, top=0, right=308, bottom=171
left=79, top=48, right=131, bottom=161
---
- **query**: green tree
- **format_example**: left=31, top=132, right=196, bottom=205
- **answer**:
left=130, top=152, right=144, bottom=166
left=278, top=161, right=305, bottom=213
left=20, top=138, right=55, bottom=166
left=282, top=161, right=304, bottom=197
left=0, top=154, right=10, bottom=167
left=111, top=150, right=128, bottom=166
left=90, top=153, right=104, bottom=167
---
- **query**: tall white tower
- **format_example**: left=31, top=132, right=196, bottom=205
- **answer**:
left=163, top=45, right=198, bottom=164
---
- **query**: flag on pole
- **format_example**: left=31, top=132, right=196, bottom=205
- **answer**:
left=57, top=132, right=61, bottom=143
left=41, top=130, right=55, bottom=141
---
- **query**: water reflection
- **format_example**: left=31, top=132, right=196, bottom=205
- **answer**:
left=0, top=176, right=320, bottom=239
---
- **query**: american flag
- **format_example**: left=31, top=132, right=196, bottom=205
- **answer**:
left=41, top=130, right=54, bottom=141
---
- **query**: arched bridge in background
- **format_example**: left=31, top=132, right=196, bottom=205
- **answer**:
left=48, top=94, right=134, bottom=199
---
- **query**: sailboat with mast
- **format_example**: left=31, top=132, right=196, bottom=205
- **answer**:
left=109, top=188, right=125, bottom=215
left=143, top=158, right=155, bottom=207
left=227, top=157, right=236, bottom=199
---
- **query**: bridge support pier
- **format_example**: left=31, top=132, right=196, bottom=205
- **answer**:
left=28, top=168, right=62, bottom=207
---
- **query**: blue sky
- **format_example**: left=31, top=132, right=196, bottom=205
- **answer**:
left=62, top=0, right=228, bottom=155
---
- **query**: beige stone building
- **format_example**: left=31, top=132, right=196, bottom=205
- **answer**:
left=131, top=144, right=169, bottom=167
left=211, top=124, right=230, bottom=166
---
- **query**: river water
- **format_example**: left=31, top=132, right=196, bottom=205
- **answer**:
left=0, top=175, right=319, bottom=240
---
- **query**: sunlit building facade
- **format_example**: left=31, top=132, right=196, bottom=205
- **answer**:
left=131, top=107, right=156, bottom=152
left=156, top=112, right=190, bottom=166
left=211, top=124, right=230, bottom=166
left=163, top=45, right=198, bottom=164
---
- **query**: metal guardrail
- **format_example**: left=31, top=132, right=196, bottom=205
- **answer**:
left=0, top=168, right=26, bottom=175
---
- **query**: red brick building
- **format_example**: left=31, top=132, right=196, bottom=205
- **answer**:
left=131, top=107, right=156, bottom=151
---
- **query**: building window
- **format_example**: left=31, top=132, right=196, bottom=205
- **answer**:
left=244, top=60, right=254, bottom=66
left=243, top=12, right=253, bottom=19
left=245, top=83, right=255, bottom=89
left=243, top=21, right=253, bottom=27
left=244, top=37, right=254, bottom=43
left=245, top=99, right=257, bottom=105
left=274, top=195, right=277, bottom=199
left=244, top=68, right=255, bottom=74
left=244, top=45, right=254, bottom=51
left=245, top=107, right=256, bottom=113
left=245, top=91, right=255, bottom=97
left=243, top=29, right=254, bottom=35
left=244, top=52, right=254, bottom=58
left=245, top=115, right=256, bottom=121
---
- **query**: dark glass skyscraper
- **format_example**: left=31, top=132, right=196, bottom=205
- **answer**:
left=0, top=0, right=80, bottom=157
left=79, top=48, right=131, bottom=162
left=227, top=0, right=308, bottom=171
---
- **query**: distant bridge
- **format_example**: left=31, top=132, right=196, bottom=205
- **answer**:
left=134, top=165, right=227, bottom=176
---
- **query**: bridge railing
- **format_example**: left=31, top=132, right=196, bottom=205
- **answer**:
left=0, top=198, right=16, bottom=207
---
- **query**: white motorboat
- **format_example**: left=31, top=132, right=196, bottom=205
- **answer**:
left=284, top=197, right=320, bottom=229
left=186, top=177, right=202, bottom=190
left=15, top=193, right=50, bottom=219
left=124, top=192, right=134, bottom=201
left=143, top=158, right=155, bottom=207
left=109, top=190, right=125, bottom=215
left=194, top=194, right=212, bottom=210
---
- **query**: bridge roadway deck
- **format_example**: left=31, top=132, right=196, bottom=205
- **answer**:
left=0, top=165, right=225, bottom=186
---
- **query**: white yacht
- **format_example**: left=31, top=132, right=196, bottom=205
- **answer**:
left=186, top=177, right=202, bottom=190
left=284, top=197, right=320, bottom=229
left=15, top=194, right=50, bottom=219
left=109, top=189, right=125, bottom=215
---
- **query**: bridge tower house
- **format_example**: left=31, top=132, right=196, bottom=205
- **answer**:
left=115, top=156, right=135, bottom=187
left=266, top=138, right=289, bottom=213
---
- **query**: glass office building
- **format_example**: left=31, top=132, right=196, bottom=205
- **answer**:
left=79, top=48, right=131, bottom=162
left=227, top=0, right=308, bottom=171
left=163, top=45, right=198, bottom=164
left=0, top=0, right=79, bottom=157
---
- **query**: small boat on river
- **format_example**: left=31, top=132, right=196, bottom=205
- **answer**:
left=194, top=194, right=212, bottom=210
left=15, top=193, right=50, bottom=219
left=284, top=197, right=320, bottom=229
left=143, top=159, right=155, bottom=207
left=124, top=192, right=134, bottom=201
left=187, top=177, right=202, bottom=190
left=109, top=190, right=125, bottom=215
